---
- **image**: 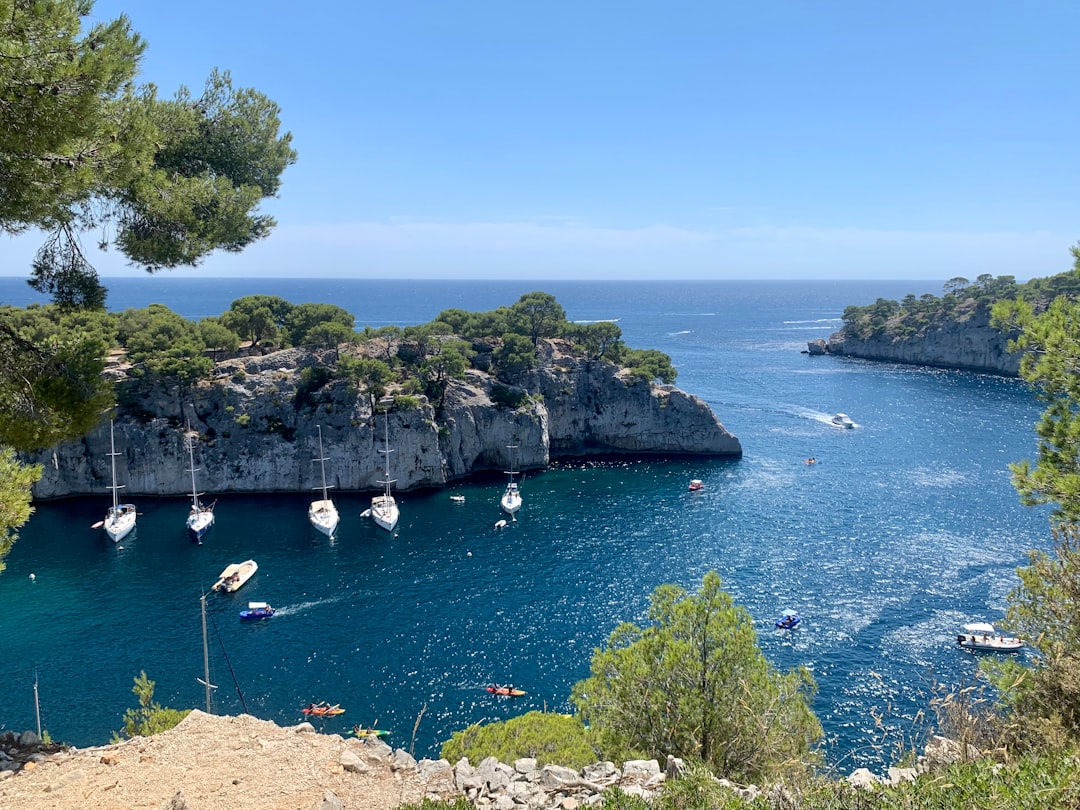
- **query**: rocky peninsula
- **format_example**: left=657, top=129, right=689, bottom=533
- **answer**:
left=28, top=338, right=741, bottom=500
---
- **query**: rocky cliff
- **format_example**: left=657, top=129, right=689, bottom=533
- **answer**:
left=811, top=304, right=1021, bottom=376
left=28, top=342, right=741, bottom=500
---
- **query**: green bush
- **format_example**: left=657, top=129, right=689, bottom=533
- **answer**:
left=118, top=671, right=190, bottom=739
left=441, top=711, right=598, bottom=769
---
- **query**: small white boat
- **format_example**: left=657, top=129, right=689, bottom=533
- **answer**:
left=688, top=479, right=704, bottom=491
left=371, top=417, right=399, bottom=532
left=212, top=559, right=258, bottom=593
left=309, top=425, right=339, bottom=536
left=831, top=413, right=856, bottom=429
left=450, top=495, right=466, bottom=503
left=957, top=622, right=1023, bottom=652
left=500, top=444, right=522, bottom=516
left=185, top=426, right=215, bottom=543
left=103, top=420, right=137, bottom=543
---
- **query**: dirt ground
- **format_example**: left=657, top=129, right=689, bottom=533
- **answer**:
left=0, top=710, right=437, bottom=810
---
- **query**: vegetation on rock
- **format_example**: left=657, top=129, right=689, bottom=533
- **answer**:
left=441, top=711, right=598, bottom=770
left=116, top=671, right=190, bottom=740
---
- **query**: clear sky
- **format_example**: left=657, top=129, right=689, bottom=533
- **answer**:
left=3, top=1, right=1078, bottom=281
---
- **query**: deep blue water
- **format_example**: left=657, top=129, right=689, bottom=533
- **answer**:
left=0, top=277, right=1050, bottom=772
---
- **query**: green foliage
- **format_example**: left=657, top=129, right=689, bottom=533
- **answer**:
left=568, top=321, right=625, bottom=362
left=198, top=317, right=241, bottom=356
left=294, top=365, right=334, bottom=409
left=220, top=295, right=293, bottom=346
left=0, top=309, right=113, bottom=449
left=117, top=304, right=212, bottom=383
left=119, top=671, right=190, bottom=738
left=441, top=711, right=598, bottom=769
left=493, top=333, right=538, bottom=383
left=338, top=355, right=394, bottom=400
left=490, top=384, right=529, bottom=409
left=2, top=3, right=295, bottom=307
left=509, top=291, right=565, bottom=346
left=992, top=295, right=1080, bottom=522
left=0, top=448, right=42, bottom=574
left=572, top=571, right=821, bottom=784
left=396, top=799, right=474, bottom=810
left=622, top=349, right=677, bottom=385
left=284, top=303, right=355, bottom=346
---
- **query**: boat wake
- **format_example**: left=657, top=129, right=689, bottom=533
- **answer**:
left=273, top=597, right=343, bottom=616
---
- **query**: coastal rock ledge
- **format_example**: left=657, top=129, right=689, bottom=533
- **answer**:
left=29, top=341, right=741, bottom=499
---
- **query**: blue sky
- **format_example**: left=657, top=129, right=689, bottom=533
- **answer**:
left=2, top=1, right=1078, bottom=281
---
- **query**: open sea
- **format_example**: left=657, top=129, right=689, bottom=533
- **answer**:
left=0, top=277, right=1050, bottom=773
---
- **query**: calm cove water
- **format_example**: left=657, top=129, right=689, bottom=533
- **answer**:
left=0, top=278, right=1050, bottom=771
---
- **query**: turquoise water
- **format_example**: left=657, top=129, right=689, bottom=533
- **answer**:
left=0, top=278, right=1050, bottom=770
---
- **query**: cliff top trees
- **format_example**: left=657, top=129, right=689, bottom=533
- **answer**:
left=571, top=571, right=821, bottom=783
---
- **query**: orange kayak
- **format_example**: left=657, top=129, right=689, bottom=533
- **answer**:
left=487, top=686, right=526, bottom=696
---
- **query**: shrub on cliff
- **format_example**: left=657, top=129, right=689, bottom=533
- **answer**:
left=116, top=671, right=190, bottom=740
left=572, top=572, right=820, bottom=784
left=441, top=711, right=598, bottom=769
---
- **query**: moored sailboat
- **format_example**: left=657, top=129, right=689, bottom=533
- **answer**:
left=185, top=425, right=216, bottom=543
left=499, top=444, right=522, bottom=516
left=308, top=425, right=339, bottom=536
left=102, top=419, right=136, bottom=543
left=370, top=417, right=399, bottom=532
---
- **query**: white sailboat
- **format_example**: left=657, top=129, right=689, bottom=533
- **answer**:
left=308, top=424, right=339, bottom=536
left=500, top=443, right=522, bottom=516
left=102, top=419, right=137, bottom=543
left=370, top=417, right=399, bottom=532
left=185, top=426, right=216, bottom=543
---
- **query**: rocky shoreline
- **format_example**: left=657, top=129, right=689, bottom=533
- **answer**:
left=0, top=712, right=978, bottom=810
left=27, top=340, right=741, bottom=501
left=806, top=305, right=1021, bottom=376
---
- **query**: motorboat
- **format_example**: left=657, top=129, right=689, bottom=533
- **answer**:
left=500, top=444, right=522, bottom=516
left=775, top=610, right=802, bottom=630
left=832, top=413, right=856, bottom=429
left=184, top=426, right=215, bottom=543
left=102, top=420, right=137, bottom=543
left=450, top=495, right=466, bottom=503
left=957, top=622, right=1023, bottom=652
left=308, top=425, right=339, bottom=536
left=212, top=559, right=258, bottom=593
left=688, top=479, right=704, bottom=491
left=371, top=417, right=399, bottom=531
left=239, top=601, right=274, bottom=620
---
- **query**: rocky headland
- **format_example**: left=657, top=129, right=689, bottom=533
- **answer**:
left=807, top=302, right=1021, bottom=376
left=27, top=339, right=741, bottom=500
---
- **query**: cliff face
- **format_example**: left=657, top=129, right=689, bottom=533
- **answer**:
left=28, top=344, right=741, bottom=499
left=819, top=306, right=1021, bottom=376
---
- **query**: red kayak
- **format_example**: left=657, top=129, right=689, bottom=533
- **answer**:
left=487, top=685, right=526, bottom=697
left=302, top=703, right=345, bottom=716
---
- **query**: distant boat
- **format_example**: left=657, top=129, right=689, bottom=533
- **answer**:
left=371, top=416, right=399, bottom=532
left=500, top=444, right=522, bottom=516
left=185, top=425, right=215, bottom=543
left=102, top=419, right=137, bottom=543
left=450, top=495, right=466, bottom=503
left=212, top=559, right=258, bottom=593
left=688, top=479, right=704, bottom=491
left=302, top=702, right=345, bottom=716
left=239, top=601, right=274, bottom=621
left=775, top=610, right=802, bottom=630
left=308, top=425, right=339, bottom=536
left=348, top=725, right=390, bottom=739
left=487, top=684, right=526, bottom=696
left=957, top=622, right=1023, bottom=652
left=832, top=413, right=856, bottom=429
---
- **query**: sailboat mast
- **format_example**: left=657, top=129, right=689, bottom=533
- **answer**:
left=379, top=417, right=395, bottom=496
left=187, top=431, right=201, bottom=511
left=108, top=420, right=122, bottom=511
left=317, top=425, right=330, bottom=501
left=201, top=593, right=212, bottom=713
